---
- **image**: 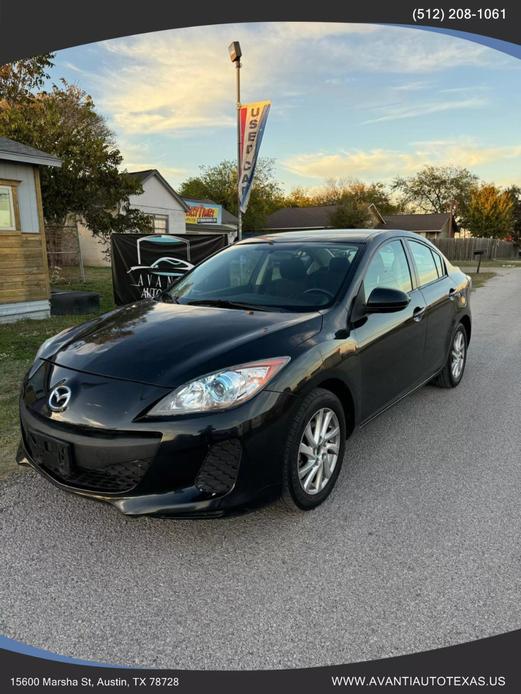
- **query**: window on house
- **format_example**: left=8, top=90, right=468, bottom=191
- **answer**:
left=151, top=214, right=169, bottom=233
left=0, top=185, right=17, bottom=231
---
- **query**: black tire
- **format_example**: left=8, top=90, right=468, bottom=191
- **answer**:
left=281, top=388, right=347, bottom=511
left=431, top=323, right=468, bottom=388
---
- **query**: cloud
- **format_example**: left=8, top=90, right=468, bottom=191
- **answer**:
left=89, top=22, right=504, bottom=136
left=97, top=23, right=376, bottom=135
left=390, top=81, right=431, bottom=92
left=282, top=139, right=521, bottom=181
left=439, top=85, right=488, bottom=94
left=117, top=138, right=187, bottom=181
left=323, top=28, right=498, bottom=74
left=58, top=61, right=99, bottom=81
left=363, top=97, right=487, bottom=124
left=61, top=61, right=82, bottom=73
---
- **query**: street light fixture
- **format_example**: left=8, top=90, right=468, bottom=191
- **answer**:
left=228, top=41, right=242, bottom=241
left=228, top=41, right=242, bottom=64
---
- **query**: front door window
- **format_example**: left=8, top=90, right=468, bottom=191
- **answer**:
left=363, top=240, right=412, bottom=298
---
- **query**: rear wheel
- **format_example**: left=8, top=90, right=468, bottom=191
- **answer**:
left=282, top=388, right=346, bottom=510
left=432, top=323, right=468, bottom=388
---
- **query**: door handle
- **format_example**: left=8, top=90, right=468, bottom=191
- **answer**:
left=413, top=306, right=426, bottom=322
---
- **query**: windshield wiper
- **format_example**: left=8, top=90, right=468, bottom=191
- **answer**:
left=186, top=299, right=270, bottom=311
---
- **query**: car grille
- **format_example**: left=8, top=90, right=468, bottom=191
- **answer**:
left=23, top=427, right=153, bottom=494
left=43, top=457, right=151, bottom=493
left=195, top=439, right=242, bottom=495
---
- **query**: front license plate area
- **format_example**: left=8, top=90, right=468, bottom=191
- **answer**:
left=28, top=432, right=73, bottom=478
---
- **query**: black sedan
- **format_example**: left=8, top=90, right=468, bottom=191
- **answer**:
left=18, top=230, right=471, bottom=517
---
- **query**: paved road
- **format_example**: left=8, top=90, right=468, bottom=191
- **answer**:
left=1, top=268, right=520, bottom=670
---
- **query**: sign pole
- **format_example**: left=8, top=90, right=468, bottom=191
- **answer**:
left=236, top=57, right=242, bottom=242
left=229, top=43, right=270, bottom=242
left=229, top=41, right=243, bottom=242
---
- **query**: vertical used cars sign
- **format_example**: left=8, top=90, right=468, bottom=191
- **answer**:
left=238, top=100, right=271, bottom=214
left=111, top=232, right=228, bottom=305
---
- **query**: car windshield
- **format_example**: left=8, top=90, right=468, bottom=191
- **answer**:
left=164, top=241, right=361, bottom=311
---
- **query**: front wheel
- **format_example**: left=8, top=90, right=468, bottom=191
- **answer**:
left=282, top=388, right=346, bottom=511
left=432, top=323, right=468, bottom=388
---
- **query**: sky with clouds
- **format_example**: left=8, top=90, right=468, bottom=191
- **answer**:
left=53, top=22, right=521, bottom=192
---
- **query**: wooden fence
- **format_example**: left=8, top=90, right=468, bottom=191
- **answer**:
left=432, top=237, right=517, bottom=261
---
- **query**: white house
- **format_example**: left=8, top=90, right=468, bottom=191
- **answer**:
left=0, top=137, right=61, bottom=323
left=78, top=169, right=190, bottom=266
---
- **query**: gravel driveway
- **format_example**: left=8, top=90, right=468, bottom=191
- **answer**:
left=1, top=267, right=520, bottom=670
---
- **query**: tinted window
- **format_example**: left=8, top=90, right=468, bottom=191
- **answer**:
left=432, top=251, right=445, bottom=278
left=408, top=241, right=438, bottom=286
left=167, top=242, right=361, bottom=311
left=263, top=249, right=314, bottom=282
left=363, top=240, right=412, bottom=297
left=229, top=251, right=260, bottom=287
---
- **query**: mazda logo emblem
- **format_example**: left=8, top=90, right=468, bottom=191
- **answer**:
left=48, top=385, right=72, bottom=412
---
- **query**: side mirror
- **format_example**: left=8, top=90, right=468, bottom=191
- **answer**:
left=366, top=287, right=410, bottom=313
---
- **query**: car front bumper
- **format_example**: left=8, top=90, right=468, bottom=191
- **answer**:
left=18, top=363, right=297, bottom=517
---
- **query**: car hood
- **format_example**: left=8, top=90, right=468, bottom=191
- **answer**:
left=46, top=300, right=322, bottom=388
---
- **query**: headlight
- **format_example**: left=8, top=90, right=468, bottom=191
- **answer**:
left=148, top=357, right=290, bottom=416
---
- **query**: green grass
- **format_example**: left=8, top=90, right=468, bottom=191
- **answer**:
left=467, top=271, right=496, bottom=289
left=456, top=259, right=521, bottom=269
left=0, top=267, right=114, bottom=479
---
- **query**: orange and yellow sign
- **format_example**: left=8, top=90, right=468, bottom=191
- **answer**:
left=183, top=200, right=222, bottom=225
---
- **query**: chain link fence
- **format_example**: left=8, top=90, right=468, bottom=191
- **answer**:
left=45, top=224, right=85, bottom=284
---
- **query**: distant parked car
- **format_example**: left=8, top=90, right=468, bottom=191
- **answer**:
left=19, top=229, right=471, bottom=517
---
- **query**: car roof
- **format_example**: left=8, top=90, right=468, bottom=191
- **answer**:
left=239, top=229, right=422, bottom=244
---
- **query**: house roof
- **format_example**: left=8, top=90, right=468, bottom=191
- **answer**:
left=377, top=212, right=458, bottom=232
left=0, top=137, right=61, bottom=168
left=183, top=197, right=238, bottom=226
left=265, top=205, right=459, bottom=234
left=127, top=169, right=189, bottom=211
left=263, top=205, right=338, bottom=230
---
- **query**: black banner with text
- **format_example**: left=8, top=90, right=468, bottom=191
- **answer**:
left=111, top=233, right=227, bottom=305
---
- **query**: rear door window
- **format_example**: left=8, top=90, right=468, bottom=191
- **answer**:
left=408, top=241, right=439, bottom=287
left=432, top=250, right=446, bottom=278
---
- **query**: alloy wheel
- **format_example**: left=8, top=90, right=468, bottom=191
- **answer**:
left=297, top=407, right=340, bottom=495
left=450, top=330, right=466, bottom=381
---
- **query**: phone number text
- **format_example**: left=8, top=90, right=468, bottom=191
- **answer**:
left=413, top=8, right=506, bottom=21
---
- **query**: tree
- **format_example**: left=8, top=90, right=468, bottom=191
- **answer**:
left=180, top=158, right=283, bottom=230
left=506, top=186, right=521, bottom=247
left=328, top=197, right=372, bottom=228
left=291, top=179, right=395, bottom=227
left=0, top=54, right=54, bottom=103
left=282, top=179, right=398, bottom=219
left=314, top=179, right=398, bottom=214
left=462, top=184, right=513, bottom=239
left=392, top=166, right=478, bottom=220
left=284, top=186, right=315, bottom=208
left=0, top=79, right=149, bottom=236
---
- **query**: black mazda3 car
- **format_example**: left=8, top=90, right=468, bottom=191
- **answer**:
left=18, top=230, right=471, bottom=517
